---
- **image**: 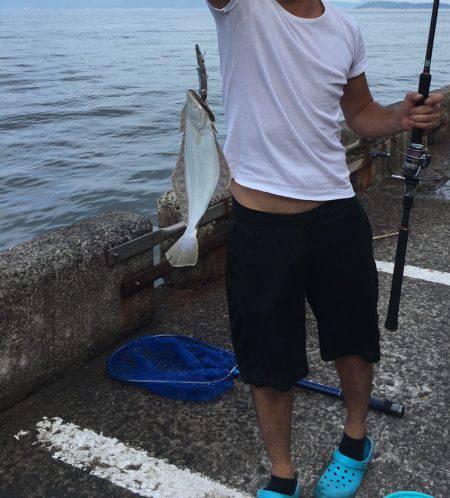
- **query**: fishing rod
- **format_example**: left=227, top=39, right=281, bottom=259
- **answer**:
left=385, top=0, right=441, bottom=331
left=195, top=44, right=208, bottom=102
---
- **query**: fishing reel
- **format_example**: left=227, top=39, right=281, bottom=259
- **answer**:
left=392, top=143, right=432, bottom=196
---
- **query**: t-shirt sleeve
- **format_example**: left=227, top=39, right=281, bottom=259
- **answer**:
left=348, top=25, right=368, bottom=79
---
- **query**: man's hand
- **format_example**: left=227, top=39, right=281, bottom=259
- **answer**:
left=341, top=74, right=445, bottom=139
left=399, top=92, right=444, bottom=132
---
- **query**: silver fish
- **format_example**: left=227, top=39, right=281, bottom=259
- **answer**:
left=166, top=90, right=231, bottom=267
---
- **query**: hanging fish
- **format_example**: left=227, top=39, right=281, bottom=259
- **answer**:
left=166, top=90, right=231, bottom=267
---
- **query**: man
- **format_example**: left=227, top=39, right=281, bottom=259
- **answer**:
left=206, top=1, right=443, bottom=497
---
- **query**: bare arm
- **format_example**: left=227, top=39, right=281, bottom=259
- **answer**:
left=341, top=73, right=443, bottom=139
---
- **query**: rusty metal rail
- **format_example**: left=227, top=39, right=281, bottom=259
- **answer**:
left=121, top=230, right=228, bottom=297
left=105, top=198, right=232, bottom=267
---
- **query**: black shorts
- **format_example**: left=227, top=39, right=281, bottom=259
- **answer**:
left=225, top=195, right=380, bottom=391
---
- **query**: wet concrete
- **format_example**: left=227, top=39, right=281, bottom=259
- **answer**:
left=0, top=141, right=448, bottom=498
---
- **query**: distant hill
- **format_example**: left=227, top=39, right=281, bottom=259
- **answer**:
left=357, top=1, right=449, bottom=8
left=1, top=0, right=448, bottom=9
left=0, top=0, right=206, bottom=8
left=0, top=0, right=361, bottom=8
left=331, top=1, right=361, bottom=8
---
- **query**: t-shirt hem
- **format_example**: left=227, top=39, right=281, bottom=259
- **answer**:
left=233, top=174, right=356, bottom=201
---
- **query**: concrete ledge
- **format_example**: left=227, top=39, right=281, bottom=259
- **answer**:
left=0, top=211, right=154, bottom=412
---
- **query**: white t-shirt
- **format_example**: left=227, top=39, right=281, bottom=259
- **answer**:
left=207, top=0, right=368, bottom=200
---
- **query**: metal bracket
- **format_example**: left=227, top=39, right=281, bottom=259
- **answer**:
left=121, top=230, right=228, bottom=297
left=105, top=198, right=232, bottom=267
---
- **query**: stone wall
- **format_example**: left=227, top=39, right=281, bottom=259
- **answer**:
left=0, top=212, right=154, bottom=412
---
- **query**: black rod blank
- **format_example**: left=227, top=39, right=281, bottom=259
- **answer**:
left=411, top=0, right=440, bottom=144
left=385, top=0, right=441, bottom=331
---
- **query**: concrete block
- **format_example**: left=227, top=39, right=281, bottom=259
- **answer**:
left=0, top=211, right=153, bottom=412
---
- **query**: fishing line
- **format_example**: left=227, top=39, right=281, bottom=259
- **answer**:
left=436, top=4, right=446, bottom=59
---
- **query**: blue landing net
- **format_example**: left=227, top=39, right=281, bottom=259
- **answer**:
left=107, top=335, right=237, bottom=402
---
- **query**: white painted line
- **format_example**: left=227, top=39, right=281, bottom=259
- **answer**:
left=376, top=260, right=450, bottom=286
left=34, top=417, right=250, bottom=498
left=14, top=429, right=29, bottom=440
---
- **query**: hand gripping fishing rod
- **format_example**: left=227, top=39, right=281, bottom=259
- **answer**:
left=385, top=0, right=441, bottom=331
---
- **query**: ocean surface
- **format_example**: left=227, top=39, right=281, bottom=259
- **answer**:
left=1, top=8, right=449, bottom=250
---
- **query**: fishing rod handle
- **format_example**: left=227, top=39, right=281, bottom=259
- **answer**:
left=386, top=194, right=414, bottom=330
left=385, top=225, right=410, bottom=331
left=411, top=71, right=432, bottom=145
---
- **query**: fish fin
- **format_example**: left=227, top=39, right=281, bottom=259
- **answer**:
left=172, top=135, right=189, bottom=223
left=180, top=105, right=186, bottom=132
left=165, top=229, right=199, bottom=267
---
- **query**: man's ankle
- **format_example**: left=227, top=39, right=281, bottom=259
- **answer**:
left=343, top=423, right=367, bottom=440
left=270, top=463, right=296, bottom=480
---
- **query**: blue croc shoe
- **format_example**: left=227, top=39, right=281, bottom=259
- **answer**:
left=257, top=483, right=301, bottom=498
left=313, top=437, right=374, bottom=498
left=384, top=493, right=434, bottom=497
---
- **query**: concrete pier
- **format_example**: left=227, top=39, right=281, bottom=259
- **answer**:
left=0, top=86, right=448, bottom=497
left=0, top=141, right=448, bottom=495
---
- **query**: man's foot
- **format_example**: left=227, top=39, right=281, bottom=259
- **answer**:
left=313, top=437, right=374, bottom=498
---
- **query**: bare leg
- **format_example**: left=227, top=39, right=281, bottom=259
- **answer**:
left=252, top=386, right=296, bottom=479
left=335, top=355, right=374, bottom=439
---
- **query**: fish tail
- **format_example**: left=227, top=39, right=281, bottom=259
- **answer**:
left=165, top=229, right=199, bottom=267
